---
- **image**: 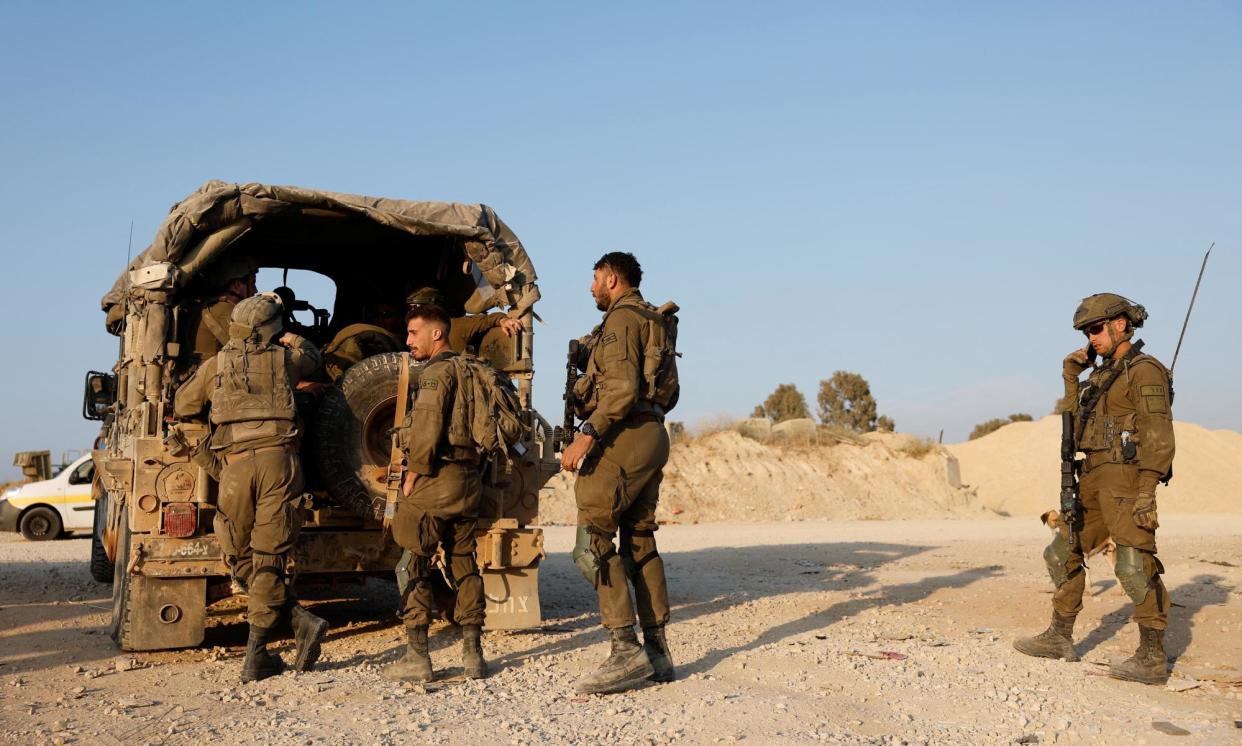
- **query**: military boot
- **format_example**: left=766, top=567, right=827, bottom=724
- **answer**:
left=575, top=627, right=655, bottom=695
left=289, top=604, right=329, bottom=672
left=461, top=624, right=488, bottom=680
left=1013, top=612, right=1078, bottom=662
left=384, top=625, right=433, bottom=683
left=1107, top=625, right=1169, bottom=685
left=240, top=625, right=285, bottom=683
left=643, top=625, right=675, bottom=682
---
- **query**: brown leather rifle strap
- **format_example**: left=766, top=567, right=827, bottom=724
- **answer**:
left=383, top=352, right=411, bottom=534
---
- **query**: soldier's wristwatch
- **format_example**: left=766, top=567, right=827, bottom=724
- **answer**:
left=580, top=422, right=599, bottom=439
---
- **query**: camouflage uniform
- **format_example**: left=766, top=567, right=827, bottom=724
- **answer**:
left=1016, top=293, right=1176, bottom=685
left=386, top=349, right=488, bottom=682
left=573, top=288, right=676, bottom=692
left=175, top=294, right=327, bottom=681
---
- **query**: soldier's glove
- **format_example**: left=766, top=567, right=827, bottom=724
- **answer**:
left=1063, top=350, right=1090, bottom=376
left=1134, top=493, right=1159, bottom=531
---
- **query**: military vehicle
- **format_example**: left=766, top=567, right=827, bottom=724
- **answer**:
left=86, top=181, right=557, bottom=651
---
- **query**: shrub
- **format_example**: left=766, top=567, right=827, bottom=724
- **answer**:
left=754, top=383, right=811, bottom=423
left=817, top=371, right=894, bottom=432
left=969, top=412, right=1034, bottom=440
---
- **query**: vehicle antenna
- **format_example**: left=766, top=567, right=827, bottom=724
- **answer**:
left=1170, top=242, right=1213, bottom=374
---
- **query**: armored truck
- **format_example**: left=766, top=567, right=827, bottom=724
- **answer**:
left=86, top=181, right=558, bottom=651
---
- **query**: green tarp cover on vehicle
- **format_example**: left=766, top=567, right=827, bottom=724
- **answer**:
left=100, top=180, right=539, bottom=321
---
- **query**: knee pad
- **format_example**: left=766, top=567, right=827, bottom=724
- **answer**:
left=575, top=526, right=618, bottom=587
left=1114, top=545, right=1152, bottom=605
left=252, top=552, right=286, bottom=584
left=1043, top=532, right=1072, bottom=587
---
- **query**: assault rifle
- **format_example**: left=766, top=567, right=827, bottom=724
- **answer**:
left=1059, top=410, right=1083, bottom=545
left=552, top=338, right=583, bottom=453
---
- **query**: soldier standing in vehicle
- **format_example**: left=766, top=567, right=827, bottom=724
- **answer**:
left=174, top=292, right=330, bottom=682
left=385, top=303, right=489, bottom=683
left=1014, top=293, right=1176, bottom=685
left=561, top=251, right=679, bottom=695
left=190, top=257, right=260, bottom=360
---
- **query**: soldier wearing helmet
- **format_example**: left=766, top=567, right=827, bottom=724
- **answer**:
left=405, top=287, right=522, bottom=353
left=1014, top=293, right=1176, bottom=685
left=174, top=292, right=330, bottom=683
left=189, top=256, right=261, bottom=360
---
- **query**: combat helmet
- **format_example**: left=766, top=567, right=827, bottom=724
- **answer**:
left=406, top=287, right=447, bottom=309
left=1072, top=293, right=1147, bottom=330
left=229, top=292, right=284, bottom=342
left=203, top=255, right=260, bottom=287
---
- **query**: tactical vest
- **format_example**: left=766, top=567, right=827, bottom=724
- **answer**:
left=209, top=341, right=296, bottom=425
left=575, top=298, right=681, bottom=417
left=1076, top=349, right=1169, bottom=466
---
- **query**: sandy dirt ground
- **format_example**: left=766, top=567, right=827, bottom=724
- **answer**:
left=1, top=517, right=1240, bottom=745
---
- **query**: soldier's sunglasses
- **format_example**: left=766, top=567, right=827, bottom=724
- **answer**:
left=1082, top=322, right=1108, bottom=336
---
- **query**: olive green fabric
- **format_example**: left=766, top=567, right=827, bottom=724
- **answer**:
left=209, top=344, right=297, bottom=426
left=175, top=332, right=321, bottom=630
left=101, top=180, right=540, bottom=322
left=576, top=289, right=673, bottom=439
left=575, top=416, right=671, bottom=630
left=398, top=351, right=482, bottom=489
left=1046, top=464, right=1170, bottom=629
left=214, top=447, right=303, bottom=629
left=190, top=297, right=237, bottom=359
left=1064, top=349, right=1175, bottom=494
left=391, top=348, right=485, bottom=627
left=175, top=334, right=320, bottom=452
left=448, top=313, right=506, bottom=354
left=321, top=323, right=402, bottom=382
left=391, top=503, right=483, bottom=627
left=229, top=293, right=284, bottom=342
left=1072, top=293, right=1148, bottom=330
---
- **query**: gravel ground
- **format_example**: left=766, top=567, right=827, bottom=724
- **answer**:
left=1, top=517, right=1240, bottom=745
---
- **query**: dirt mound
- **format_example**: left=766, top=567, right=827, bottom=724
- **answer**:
left=539, top=430, right=988, bottom=524
left=948, top=416, right=1242, bottom=517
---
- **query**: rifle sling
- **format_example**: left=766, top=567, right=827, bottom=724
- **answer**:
left=1074, top=340, right=1145, bottom=447
left=383, top=352, right=411, bottom=532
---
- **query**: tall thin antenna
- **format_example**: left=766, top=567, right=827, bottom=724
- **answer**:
left=1170, top=242, right=1213, bottom=374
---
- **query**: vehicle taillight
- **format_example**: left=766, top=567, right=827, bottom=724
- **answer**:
left=163, top=503, right=198, bottom=538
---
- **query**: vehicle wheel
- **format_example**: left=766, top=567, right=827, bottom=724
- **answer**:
left=19, top=506, right=62, bottom=541
left=110, top=516, right=133, bottom=648
left=90, top=487, right=114, bottom=583
left=315, top=352, right=410, bottom=520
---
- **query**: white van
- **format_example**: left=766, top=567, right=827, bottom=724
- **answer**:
left=0, top=454, right=96, bottom=540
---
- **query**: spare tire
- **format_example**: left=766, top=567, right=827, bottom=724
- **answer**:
left=315, top=352, right=411, bottom=520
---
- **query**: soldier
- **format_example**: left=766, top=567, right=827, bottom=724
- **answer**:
left=174, top=293, right=330, bottom=682
left=561, top=252, right=678, bottom=695
left=1014, top=293, right=1176, bottom=685
left=406, top=287, right=522, bottom=353
left=191, top=257, right=260, bottom=360
left=384, top=303, right=489, bottom=683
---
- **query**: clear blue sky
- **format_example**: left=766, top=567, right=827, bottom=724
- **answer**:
left=1, top=3, right=1238, bottom=479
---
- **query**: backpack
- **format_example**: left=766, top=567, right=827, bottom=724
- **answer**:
left=613, top=300, right=681, bottom=413
left=447, top=353, right=526, bottom=456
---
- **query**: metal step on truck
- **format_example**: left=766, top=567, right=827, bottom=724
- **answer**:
left=85, top=181, right=559, bottom=651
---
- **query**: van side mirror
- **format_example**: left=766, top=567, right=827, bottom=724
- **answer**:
left=82, top=371, right=117, bottom=421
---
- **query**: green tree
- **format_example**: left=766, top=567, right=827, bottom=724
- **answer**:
left=969, top=412, right=1034, bottom=440
left=755, top=383, right=810, bottom=423
left=817, top=371, right=892, bottom=432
